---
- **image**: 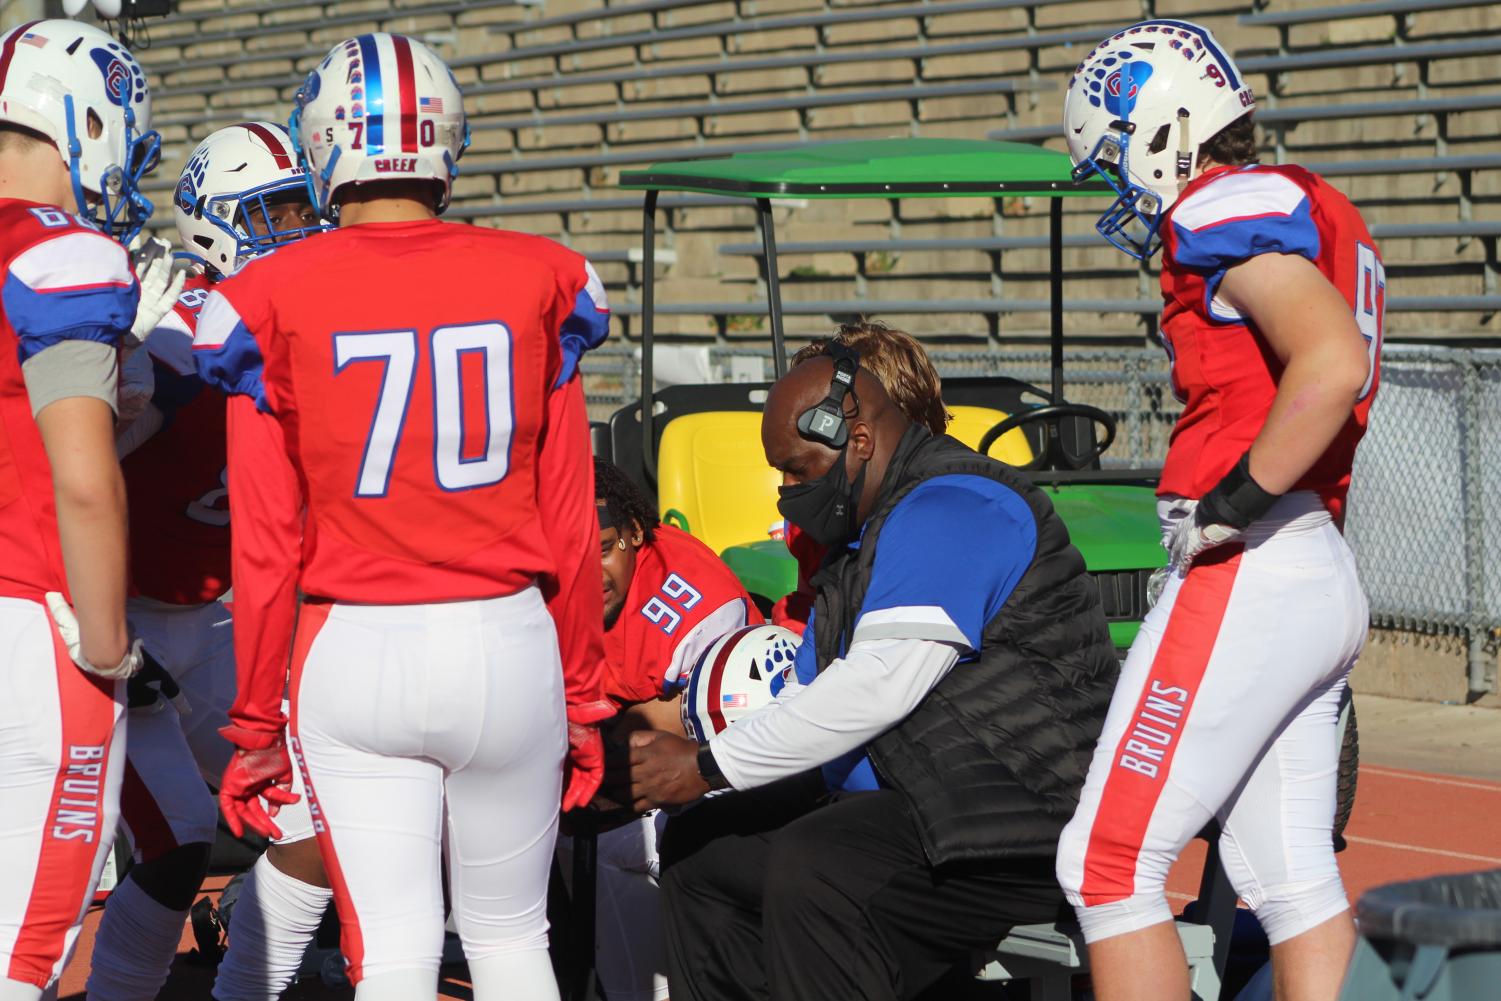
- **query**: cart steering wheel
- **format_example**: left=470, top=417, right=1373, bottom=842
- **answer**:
left=978, top=404, right=1118, bottom=471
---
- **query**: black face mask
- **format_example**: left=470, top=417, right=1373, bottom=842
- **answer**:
left=777, top=444, right=868, bottom=549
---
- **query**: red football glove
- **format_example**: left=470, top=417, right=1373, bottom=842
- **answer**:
left=563, top=700, right=615, bottom=812
left=218, top=724, right=300, bottom=840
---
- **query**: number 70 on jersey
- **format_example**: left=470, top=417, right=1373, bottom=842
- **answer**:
left=334, top=322, right=513, bottom=497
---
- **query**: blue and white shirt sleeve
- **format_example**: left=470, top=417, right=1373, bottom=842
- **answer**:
left=709, top=475, right=1041, bottom=792
left=7, top=230, right=138, bottom=415
left=853, top=476, right=1039, bottom=653
left=1169, top=170, right=1321, bottom=324
left=192, top=290, right=269, bottom=412
left=555, top=258, right=610, bottom=388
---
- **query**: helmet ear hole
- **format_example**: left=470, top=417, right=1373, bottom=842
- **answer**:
left=86, top=108, right=104, bottom=141
left=1147, top=124, right=1171, bottom=155
left=193, top=234, right=214, bottom=250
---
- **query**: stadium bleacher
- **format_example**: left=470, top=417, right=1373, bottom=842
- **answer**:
left=131, top=0, right=1498, bottom=344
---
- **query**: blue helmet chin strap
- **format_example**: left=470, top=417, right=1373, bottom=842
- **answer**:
left=63, top=94, right=159, bottom=247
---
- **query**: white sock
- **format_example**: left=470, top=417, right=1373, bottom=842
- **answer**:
left=84, top=877, right=188, bottom=1001
left=212, top=854, right=332, bottom=1001
left=467, top=949, right=560, bottom=1001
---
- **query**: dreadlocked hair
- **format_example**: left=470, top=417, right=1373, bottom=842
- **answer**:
left=792, top=320, right=950, bottom=437
left=595, top=458, right=659, bottom=544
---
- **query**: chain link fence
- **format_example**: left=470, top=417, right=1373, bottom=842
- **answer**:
left=581, top=343, right=1500, bottom=693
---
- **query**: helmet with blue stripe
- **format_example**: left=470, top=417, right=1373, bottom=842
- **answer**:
left=681, top=625, right=801, bottom=744
left=1064, top=20, right=1255, bottom=259
left=289, top=33, right=470, bottom=220
left=0, top=19, right=160, bottom=245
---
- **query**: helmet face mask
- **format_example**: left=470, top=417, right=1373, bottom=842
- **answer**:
left=1064, top=19, right=1255, bottom=260
left=1072, top=130, right=1167, bottom=259
left=0, top=20, right=160, bottom=245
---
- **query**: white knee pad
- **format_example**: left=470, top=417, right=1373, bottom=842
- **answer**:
left=1246, top=876, right=1349, bottom=946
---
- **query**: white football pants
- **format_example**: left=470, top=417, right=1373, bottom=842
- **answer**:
left=0, top=596, right=125, bottom=998
left=289, top=585, right=567, bottom=1000
left=558, top=811, right=671, bottom=1001
left=120, top=599, right=314, bottom=862
left=1057, top=493, right=1367, bottom=946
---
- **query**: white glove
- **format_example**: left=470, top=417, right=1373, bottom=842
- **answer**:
left=126, top=238, right=187, bottom=351
left=44, top=592, right=143, bottom=680
left=117, top=343, right=155, bottom=427
left=1166, top=514, right=1243, bottom=576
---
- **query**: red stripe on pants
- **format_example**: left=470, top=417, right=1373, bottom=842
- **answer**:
left=120, top=762, right=180, bottom=864
left=285, top=602, right=368, bottom=981
left=7, top=626, right=120, bottom=988
left=1078, top=546, right=1243, bottom=906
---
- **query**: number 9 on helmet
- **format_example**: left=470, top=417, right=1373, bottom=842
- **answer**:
left=288, top=32, right=471, bottom=220
left=681, top=625, right=802, bottom=744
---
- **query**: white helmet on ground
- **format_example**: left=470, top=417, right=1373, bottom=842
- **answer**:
left=1063, top=19, right=1255, bottom=259
left=289, top=32, right=469, bottom=219
left=681, top=625, right=801, bottom=744
left=0, top=19, right=159, bottom=244
left=174, top=122, right=326, bottom=275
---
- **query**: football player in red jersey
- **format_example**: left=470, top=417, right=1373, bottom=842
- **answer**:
left=192, top=33, right=611, bottom=1000
left=0, top=18, right=168, bottom=1000
left=1054, top=21, right=1379, bottom=1001
left=85, top=122, right=330, bottom=1001
left=586, top=459, right=755, bottom=1001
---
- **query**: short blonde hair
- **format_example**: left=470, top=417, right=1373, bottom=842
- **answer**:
left=791, top=320, right=949, bottom=437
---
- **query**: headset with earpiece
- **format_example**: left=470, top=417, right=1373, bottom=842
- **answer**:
left=796, top=341, right=861, bottom=449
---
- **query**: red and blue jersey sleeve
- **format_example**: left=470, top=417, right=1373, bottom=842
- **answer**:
left=2, top=224, right=137, bottom=360
left=554, top=256, right=610, bottom=387
left=1167, top=168, right=1321, bottom=324
left=191, top=266, right=273, bottom=411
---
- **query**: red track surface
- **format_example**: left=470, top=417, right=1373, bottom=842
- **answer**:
left=55, top=763, right=1501, bottom=999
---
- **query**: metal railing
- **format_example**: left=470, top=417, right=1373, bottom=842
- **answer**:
left=581, top=342, right=1500, bottom=694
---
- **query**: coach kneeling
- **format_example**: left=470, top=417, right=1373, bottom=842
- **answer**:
left=627, top=345, right=1120, bottom=1001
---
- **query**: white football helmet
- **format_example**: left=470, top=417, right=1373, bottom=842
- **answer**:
left=1064, top=20, right=1255, bottom=259
left=174, top=122, right=326, bottom=274
left=289, top=32, right=469, bottom=219
left=0, top=19, right=159, bottom=244
left=681, top=625, right=801, bottom=743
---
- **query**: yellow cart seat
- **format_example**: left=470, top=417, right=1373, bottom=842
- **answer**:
left=946, top=404, right=1034, bottom=466
left=656, top=411, right=782, bottom=555
left=655, top=405, right=1035, bottom=556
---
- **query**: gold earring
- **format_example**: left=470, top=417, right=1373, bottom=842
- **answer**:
left=618, top=538, right=628, bottom=550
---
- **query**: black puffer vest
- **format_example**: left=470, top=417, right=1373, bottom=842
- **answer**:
left=811, top=427, right=1118, bottom=866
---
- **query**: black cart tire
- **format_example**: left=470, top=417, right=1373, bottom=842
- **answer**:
left=1333, top=692, right=1359, bottom=851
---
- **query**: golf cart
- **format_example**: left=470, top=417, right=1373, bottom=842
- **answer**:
left=579, top=136, right=1361, bottom=1000
left=607, top=137, right=1168, bottom=653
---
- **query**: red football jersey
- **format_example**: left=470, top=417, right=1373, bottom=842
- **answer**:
left=1158, top=164, right=1384, bottom=526
left=603, top=524, right=754, bottom=708
left=124, top=273, right=231, bottom=604
left=0, top=200, right=136, bottom=601
left=192, top=219, right=611, bottom=731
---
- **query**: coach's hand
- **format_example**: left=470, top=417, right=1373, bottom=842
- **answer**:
left=629, top=731, right=709, bottom=812
left=219, top=724, right=300, bottom=841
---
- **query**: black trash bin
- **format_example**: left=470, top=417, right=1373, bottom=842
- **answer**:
left=1339, top=868, right=1501, bottom=1000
